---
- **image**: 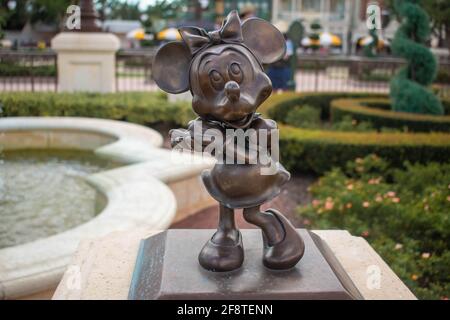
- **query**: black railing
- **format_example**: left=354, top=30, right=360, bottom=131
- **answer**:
left=115, top=50, right=156, bottom=92
left=0, top=50, right=58, bottom=92
left=0, top=49, right=448, bottom=97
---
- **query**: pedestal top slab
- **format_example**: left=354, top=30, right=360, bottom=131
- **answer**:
left=51, top=32, right=120, bottom=52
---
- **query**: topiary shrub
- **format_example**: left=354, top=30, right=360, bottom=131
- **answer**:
left=390, top=0, right=443, bottom=115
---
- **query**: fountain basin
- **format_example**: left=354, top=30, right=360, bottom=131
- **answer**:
left=0, top=117, right=214, bottom=299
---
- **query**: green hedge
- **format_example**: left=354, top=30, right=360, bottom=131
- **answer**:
left=0, top=63, right=57, bottom=77
left=331, top=98, right=450, bottom=132
left=2, top=91, right=450, bottom=175
left=260, top=93, right=450, bottom=174
left=263, top=92, right=386, bottom=121
left=0, top=92, right=194, bottom=126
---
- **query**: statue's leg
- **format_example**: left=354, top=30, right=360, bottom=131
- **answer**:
left=198, top=204, right=244, bottom=272
left=243, top=206, right=305, bottom=270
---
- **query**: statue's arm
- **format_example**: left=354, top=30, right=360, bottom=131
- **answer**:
left=169, top=118, right=224, bottom=152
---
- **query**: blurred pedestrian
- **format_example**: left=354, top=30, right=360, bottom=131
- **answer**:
left=267, top=21, right=293, bottom=92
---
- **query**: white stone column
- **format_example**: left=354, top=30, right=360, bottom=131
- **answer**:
left=51, top=32, right=120, bottom=93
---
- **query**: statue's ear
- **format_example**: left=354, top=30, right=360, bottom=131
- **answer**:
left=241, top=18, right=286, bottom=64
left=152, top=41, right=192, bottom=94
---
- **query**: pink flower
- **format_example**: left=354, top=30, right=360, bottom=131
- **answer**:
left=421, top=252, right=431, bottom=259
left=363, top=201, right=370, bottom=208
left=324, top=200, right=334, bottom=211
left=312, top=199, right=321, bottom=208
left=392, top=197, right=400, bottom=203
left=346, top=202, right=353, bottom=209
left=347, top=184, right=354, bottom=190
left=361, top=230, right=370, bottom=237
left=375, top=195, right=383, bottom=202
left=303, top=219, right=311, bottom=226
left=447, top=196, right=450, bottom=202
left=368, top=178, right=381, bottom=185
left=386, top=191, right=396, bottom=198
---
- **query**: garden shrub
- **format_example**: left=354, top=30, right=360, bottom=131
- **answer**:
left=279, top=126, right=450, bottom=174
left=331, top=98, right=450, bottom=132
left=263, top=92, right=386, bottom=121
left=284, top=105, right=321, bottom=129
left=0, top=62, right=56, bottom=77
left=298, top=155, right=450, bottom=299
left=330, top=115, right=376, bottom=132
left=390, top=0, right=443, bottom=115
left=0, top=92, right=194, bottom=127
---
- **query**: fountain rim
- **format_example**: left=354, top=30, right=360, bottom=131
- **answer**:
left=0, top=117, right=213, bottom=299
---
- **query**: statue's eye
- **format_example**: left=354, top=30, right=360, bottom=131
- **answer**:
left=228, top=63, right=243, bottom=83
left=209, top=70, right=224, bottom=90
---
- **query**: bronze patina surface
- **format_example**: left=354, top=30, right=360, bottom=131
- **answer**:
left=128, top=229, right=363, bottom=300
left=152, top=11, right=305, bottom=272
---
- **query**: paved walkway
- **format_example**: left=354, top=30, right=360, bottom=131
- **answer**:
left=171, top=175, right=316, bottom=230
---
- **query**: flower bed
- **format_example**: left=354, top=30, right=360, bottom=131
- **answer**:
left=298, top=155, right=450, bottom=299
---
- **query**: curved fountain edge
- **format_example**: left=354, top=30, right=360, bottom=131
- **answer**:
left=0, top=117, right=214, bottom=299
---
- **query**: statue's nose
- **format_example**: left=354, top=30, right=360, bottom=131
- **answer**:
left=225, top=81, right=240, bottom=102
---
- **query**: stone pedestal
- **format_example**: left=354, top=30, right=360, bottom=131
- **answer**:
left=51, top=32, right=120, bottom=93
left=52, top=228, right=416, bottom=300
left=129, top=229, right=362, bottom=300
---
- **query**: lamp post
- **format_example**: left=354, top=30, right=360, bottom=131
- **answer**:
left=79, top=0, right=102, bottom=32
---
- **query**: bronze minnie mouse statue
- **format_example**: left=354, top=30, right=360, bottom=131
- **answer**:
left=153, top=11, right=305, bottom=272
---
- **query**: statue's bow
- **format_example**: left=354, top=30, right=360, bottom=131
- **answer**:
left=179, top=10, right=243, bottom=55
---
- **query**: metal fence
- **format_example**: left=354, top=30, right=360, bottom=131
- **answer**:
left=295, top=56, right=405, bottom=93
left=0, top=50, right=57, bottom=92
left=0, top=49, right=448, bottom=97
left=115, top=50, right=156, bottom=92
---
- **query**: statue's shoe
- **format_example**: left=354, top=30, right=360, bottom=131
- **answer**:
left=262, top=209, right=305, bottom=270
left=198, top=231, right=244, bottom=272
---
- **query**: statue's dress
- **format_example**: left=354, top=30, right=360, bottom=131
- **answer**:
left=173, top=115, right=290, bottom=209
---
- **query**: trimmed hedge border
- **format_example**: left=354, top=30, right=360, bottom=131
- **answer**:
left=331, top=98, right=450, bottom=132
left=1, top=91, right=450, bottom=175
left=259, top=93, right=450, bottom=174
left=0, top=92, right=194, bottom=126
left=262, top=92, right=388, bottom=122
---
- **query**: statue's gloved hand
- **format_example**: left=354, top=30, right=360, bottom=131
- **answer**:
left=169, top=128, right=192, bottom=150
